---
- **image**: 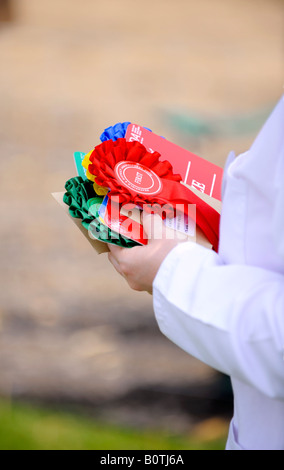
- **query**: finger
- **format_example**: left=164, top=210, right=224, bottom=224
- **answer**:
left=108, top=251, right=124, bottom=276
left=107, top=243, right=124, bottom=257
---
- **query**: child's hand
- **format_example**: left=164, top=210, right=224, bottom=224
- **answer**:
left=107, top=214, right=188, bottom=294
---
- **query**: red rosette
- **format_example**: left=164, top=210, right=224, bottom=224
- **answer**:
left=87, top=138, right=220, bottom=251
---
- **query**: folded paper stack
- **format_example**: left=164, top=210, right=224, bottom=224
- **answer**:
left=52, top=122, right=223, bottom=254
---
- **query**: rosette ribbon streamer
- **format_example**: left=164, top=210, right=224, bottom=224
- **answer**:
left=87, top=138, right=220, bottom=251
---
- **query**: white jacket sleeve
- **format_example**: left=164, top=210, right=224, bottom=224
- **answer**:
left=153, top=242, right=284, bottom=400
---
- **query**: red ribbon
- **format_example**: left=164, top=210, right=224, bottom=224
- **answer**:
left=88, top=138, right=220, bottom=251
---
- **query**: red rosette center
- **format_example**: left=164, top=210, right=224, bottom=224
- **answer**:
left=87, top=138, right=181, bottom=206
left=114, top=161, right=163, bottom=196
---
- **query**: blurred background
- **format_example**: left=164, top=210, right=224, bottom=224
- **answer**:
left=0, top=0, right=283, bottom=450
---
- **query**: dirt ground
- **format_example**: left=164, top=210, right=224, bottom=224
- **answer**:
left=0, top=0, right=283, bottom=436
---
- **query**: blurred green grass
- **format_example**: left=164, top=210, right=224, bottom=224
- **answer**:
left=0, top=399, right=226, bottom=450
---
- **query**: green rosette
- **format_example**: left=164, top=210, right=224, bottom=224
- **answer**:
left=63, top=176, right=139, bottom=248
left=63, top=177, right=100, bottom=229
left=88, top=203, right=139, bottom=248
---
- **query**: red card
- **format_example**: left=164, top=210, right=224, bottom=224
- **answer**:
left=125, top=124, right=223, bottom=201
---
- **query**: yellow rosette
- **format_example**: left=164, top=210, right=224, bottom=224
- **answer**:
left=82, top=151, right=109, bottom=196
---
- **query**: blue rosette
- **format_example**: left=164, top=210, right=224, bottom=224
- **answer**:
left=100, top=122, right=152, bottom=142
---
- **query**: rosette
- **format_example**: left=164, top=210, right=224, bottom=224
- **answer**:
left=100, top=122, right=152, bottom=142
left=81, top=151, right=109, bottom=196
left=100, top=122, right=131, bottom=142
left=86, top=138, right=220, bottom=251
left=63, top=176, right=140, bottom=248
left=63, top=177, right=103, bottom=229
